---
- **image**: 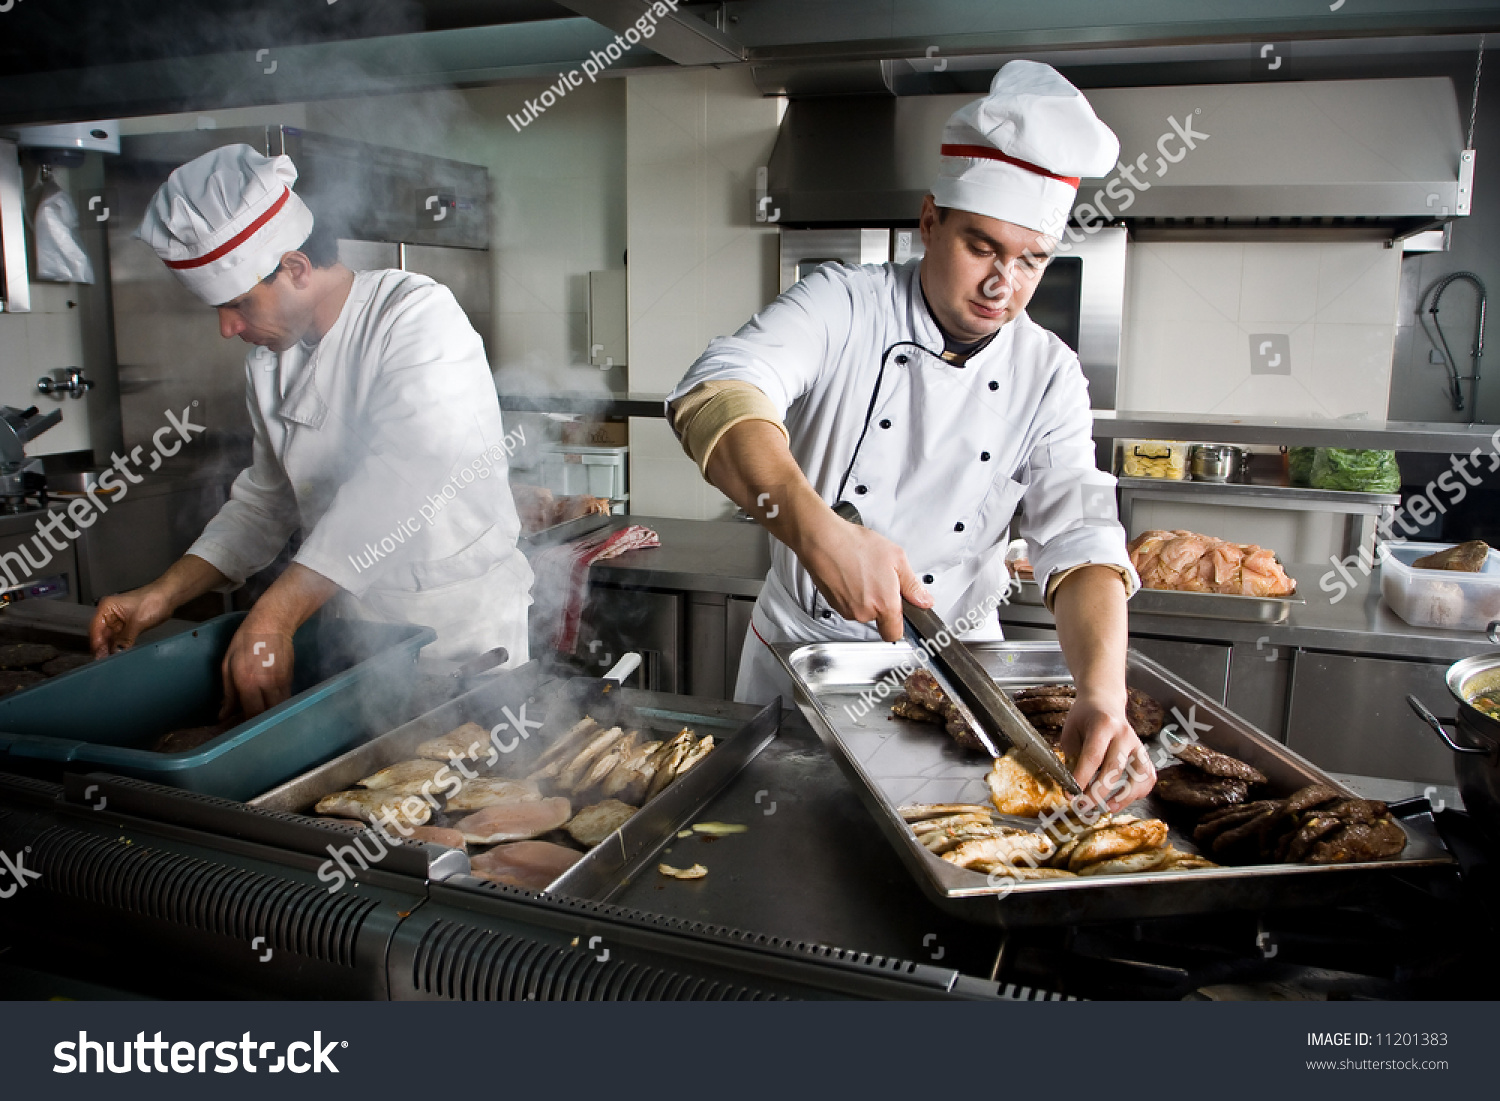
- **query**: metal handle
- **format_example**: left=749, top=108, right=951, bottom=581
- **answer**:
left=37, top=367, right=94, bottom=399
left=603, top=652, right=642, bottom=684
left=1406, top=694, right=1488, bottom=755
left=450, top=646, right=508, bottom=680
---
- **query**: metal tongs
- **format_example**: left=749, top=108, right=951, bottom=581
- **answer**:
left=832, top=501, right=1082, bottom=795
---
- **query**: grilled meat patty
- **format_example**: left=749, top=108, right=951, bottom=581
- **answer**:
left=1125, top=687, right=1166, bottom=737
left=153, top=715, right=241, bottom=754
left=0, top=642, right=59, bottom=669
left=1153, top=766, right=1249, bottom=809
left=1171, top=743, right=1268, bottom=785
left=1187, top=785, right=1405, bottom=866
left=40, top=652, right=91, bottom=677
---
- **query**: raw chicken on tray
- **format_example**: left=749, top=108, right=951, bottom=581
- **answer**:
left=1127, top=529, right=1295, bottom=597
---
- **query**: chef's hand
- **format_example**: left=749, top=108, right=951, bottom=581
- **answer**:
left=221, top=623, right=295, bottom=720
left=1060, top=696, right=1155, bottom=813
left=90, top=585, right=175, bottom=659
left=90, top=555, right=231, bottom=659
left=801, top=510, right=933, bottom=642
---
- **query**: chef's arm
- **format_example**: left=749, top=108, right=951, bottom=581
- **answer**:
left=220, top=563, right=340, bottom=719
left=701, top=418, right=933, bottom=641
left=1050, top=565, right=1154, bottom=810
left=89, top=554, right=230, bottom=658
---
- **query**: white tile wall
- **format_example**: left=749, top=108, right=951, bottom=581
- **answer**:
left=625, top=67, right=781, bottom=520
left=306, top=81, right=627, bottom=394
left=1119, top=240, right=1401, bottom=420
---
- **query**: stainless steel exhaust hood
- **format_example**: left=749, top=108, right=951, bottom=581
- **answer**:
left=765, top=77, right=1472, bottom=234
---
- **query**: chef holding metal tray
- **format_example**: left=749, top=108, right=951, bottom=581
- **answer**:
left=669, top=62, right=1151, bottom=810
left=88, top=144, right=533, bottom=717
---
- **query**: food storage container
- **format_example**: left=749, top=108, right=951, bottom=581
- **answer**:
left=1117, top=438, right=1188, bottom=480
left=0, top=613, right=434, bottom=800
left=1380, top=541, right=1500, bottom=632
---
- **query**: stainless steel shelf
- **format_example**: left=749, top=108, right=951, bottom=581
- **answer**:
left=1116, top=476, right=1400, bottom=515
left=1096, top=411, right=1498, bottom=453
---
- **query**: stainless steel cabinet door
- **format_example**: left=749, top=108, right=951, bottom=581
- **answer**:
left=1128, top=636, right=1232, bottom=702
left=1285, top=651, right=1457, bottom=785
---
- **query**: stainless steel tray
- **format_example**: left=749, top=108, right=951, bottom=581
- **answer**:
left=1129, top=587, right=1303, bottom=624
left=253, top=663, right=778, bottom=900
left=1008, top=579, right=1301, bottom=624
left=774, top=640, right=1453, bottom=927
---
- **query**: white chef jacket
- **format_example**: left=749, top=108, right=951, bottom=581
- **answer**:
left=669, top=259, right=1137, bottom=703
left=189, top=269, right=533, bottom=667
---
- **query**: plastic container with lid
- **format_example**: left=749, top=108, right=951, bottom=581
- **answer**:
left=1380, top=541, right=1500, bottom=632
left=1117, top=439, right=1188, bottom=480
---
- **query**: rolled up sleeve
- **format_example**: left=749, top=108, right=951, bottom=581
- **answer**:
left=1018, top=361, right=1139, bottom=611
left=668, top=263, right=853, bottom=424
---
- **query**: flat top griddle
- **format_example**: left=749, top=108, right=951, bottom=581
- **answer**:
left=253, top=665, right=778, bottom=901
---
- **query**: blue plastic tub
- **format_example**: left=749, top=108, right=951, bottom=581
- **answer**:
left=0, top=612, right=435, bottom=800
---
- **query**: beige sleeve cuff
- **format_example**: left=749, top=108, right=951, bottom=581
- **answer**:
left=668, top=380, right=789, bottom=476
left=1043, top=562, right=1133, bottom=613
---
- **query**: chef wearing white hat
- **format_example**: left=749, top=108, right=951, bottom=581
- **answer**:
left=669, top=61, right=1152, bottom=809
left=88, top=143, right=532, bottom=716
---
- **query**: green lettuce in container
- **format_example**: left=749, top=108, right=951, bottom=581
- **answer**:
left=1288, top=446, right=1316, bottom=487
left=1309, top=448, right=1401, bottom=493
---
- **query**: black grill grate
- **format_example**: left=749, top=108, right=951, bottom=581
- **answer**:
left=411, top=918, right=782, bottom=1001
left=458, top=880, right=921, bottom=977
left=30, top=826, right=377, bottom=967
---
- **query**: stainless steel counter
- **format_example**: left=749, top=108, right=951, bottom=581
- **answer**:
left=587, top=517, right=1493, bottom=663
left=1002, top=563, right=1496, bottom=664
left=585, top=516, right=771, bottom=598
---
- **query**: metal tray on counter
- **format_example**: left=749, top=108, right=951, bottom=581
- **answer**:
left=1007, top=578, right=1300, bottom=623
left=774, top=641, right=1453, bottom=927
left=1129, top=586, right=1303, bottom=624
left=253, top=663, right=778, bottom=900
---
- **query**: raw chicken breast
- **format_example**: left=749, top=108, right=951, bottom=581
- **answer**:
left=453, top=797, right=572, bottom=844
left=1128, top=529, right=1294, bottom=597
left=469, top=841, right=583, bottom=890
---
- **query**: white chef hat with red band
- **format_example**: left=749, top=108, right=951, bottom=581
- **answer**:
left=136, top=143, right=315, bottom=306
left=932, top=60, right=1120, bottom=238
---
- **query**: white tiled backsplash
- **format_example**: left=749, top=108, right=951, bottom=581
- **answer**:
left=1119, top=240, right=1402, bottom=419
left=625, top=67, right=782, bottom=521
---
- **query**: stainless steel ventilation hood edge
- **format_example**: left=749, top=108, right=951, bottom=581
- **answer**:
left=765, top=76, right=1473, bottom=231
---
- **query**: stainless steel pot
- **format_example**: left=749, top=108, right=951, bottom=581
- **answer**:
left=1408, top=620, right=1500, bottom=842
left=1189, top=443, right=1250, bottom=483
